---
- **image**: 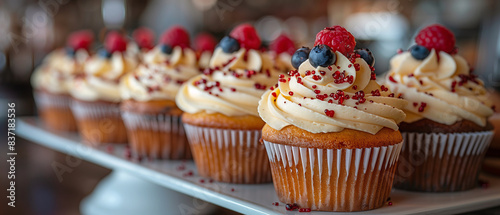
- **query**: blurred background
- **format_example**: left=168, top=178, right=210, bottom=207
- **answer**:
left=1, top=0, right=500, bottom=214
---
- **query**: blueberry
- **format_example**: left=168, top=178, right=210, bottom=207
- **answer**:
left=160, top=44, right=173, bottom=54
left=354, top=48, right=375, bottom=67
left=65, top=47, right=75, bottom=57
left=291, top=47, right=311, bottom=69
left=309, top=45, right=336, bottom=68
left=219, top=36, right=240, bottom=53
left=98, top=48, right=112, bottom=58
left=409, top=45, right=430, bottom=60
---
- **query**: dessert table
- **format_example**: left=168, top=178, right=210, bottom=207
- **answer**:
left=17, top=117, right=500, bottom=215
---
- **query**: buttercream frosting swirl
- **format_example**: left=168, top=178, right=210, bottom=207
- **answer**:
left=258, top=51, right=407, bottom=134
left=121, top=46, right=199, bottom=101
left=31, top=49, right=89, bottom=94
left=176, top=47, right=281, bottom=117
left=385, top=49, right=493, bottom=126
left=70, top=52, right=137, bottom=102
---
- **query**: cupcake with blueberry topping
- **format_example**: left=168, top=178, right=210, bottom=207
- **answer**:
left=259, top=26, right=407, bottom=211
left=70, top=31, right=138, bottom=145
left=385, top=24, right=495, bottom=192
left=31, top=30, right=93, bottom=131
left=176, top=24, right=279, bottom=183
left=120, top=26, right=197, bottom=159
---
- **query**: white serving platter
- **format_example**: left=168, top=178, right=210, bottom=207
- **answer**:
left=17, top=117, right=500, bottom=215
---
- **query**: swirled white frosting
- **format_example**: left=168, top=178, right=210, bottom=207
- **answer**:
left=385, top=49, right=493, bottom=126
left=176, top=47, right=281, bottom=117
left=259, top=51, right=407, bottom=134
left=121, top=46, right=200, bottom=101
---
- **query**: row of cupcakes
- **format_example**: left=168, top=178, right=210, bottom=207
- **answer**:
left=31, top=23, right=495, bottom=212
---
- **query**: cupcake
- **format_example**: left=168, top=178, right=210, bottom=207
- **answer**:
left=70, top=31, right=138, bottom=145
left=31, top=30, right=93, bottom=131
left=385, top=24, right=495, bottom=192
left=258, top=26, right=407, bottom=211
left=120, top=26, right=197, bottom=159
left=269, top=34, right=296, bottom=72
left=176, top=24, right=280, bottom=183
left=193, top=33, right=217, bottom=70
left=127, top=27, right=155, bottom=61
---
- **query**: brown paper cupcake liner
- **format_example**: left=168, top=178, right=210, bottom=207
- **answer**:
left=121, top=111, right=191, bottom=159
left=33, top=91, right=77, bottom=131
left=70, top=100, right=127, bottom=145
left=183, top=124, right=272, bottom=184
left=394, top=131, right=494, bottom=192
left=263, top=141, right=403, bottom=212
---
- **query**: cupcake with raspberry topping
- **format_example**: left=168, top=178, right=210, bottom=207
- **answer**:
left=127, top=27, right=155, bottom=62
left=31, top=30, right=93, bottom=131
left=120, top=26, right=197, bottom=159
left=269, top=34, right=296, bottom=72
left=70, top=31, right=138, bottom=145
left=385, top=24, right=495, bottom=192
left=259, top=26, right=407, bottom=211
left=194, top=33, right=217, bottom=70
left=176, top=24, right=279, bottom=183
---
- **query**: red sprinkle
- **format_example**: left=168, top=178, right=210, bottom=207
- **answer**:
left=288, top=91, right=294, bottom=96
left=388, top=76, right=397, bottom=83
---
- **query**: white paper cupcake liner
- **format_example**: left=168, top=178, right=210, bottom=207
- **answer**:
left=121, top=111, right=190, bottom=159
left=263, top=141, right=403, bottom=211
left=33, top=91, right=77, bottom=131
left=33, top=91, right=72, bottom=109
left=395, top=131, right=494, bottom=192
left=183, top=124, right=272, bottom=184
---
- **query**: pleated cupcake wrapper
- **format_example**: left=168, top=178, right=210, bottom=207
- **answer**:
left=263, top=141, right=403, bottom=212
left=70, top=100, right=127, bottom=144
left=395, top=131, right=494, bottom=192
left=70, top=100, right=122, bottom=120
left=183, top=124, right=272, bottom=184
left=33, top=91, right=77, bottom=131
left=33, top=91, right=72, bottom=109
left=121, top=111, right=190, bottom=159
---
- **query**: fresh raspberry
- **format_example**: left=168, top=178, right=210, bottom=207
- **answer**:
left=314, top=26, right=356, bottom=56
left=160, top=25, right=190, bottom=48
left=67, top=30, right=94, bottom=51
left=270, top=34, right=295, bottom=55
left=194, top=33, right=217, bottom=52
left=132, top=27, right=155, bottom=50
left=105, top=31, right=127, bottom=53
left=415, top=24, right=456, bottom=54
left=229, top=24, right=261, bottom=50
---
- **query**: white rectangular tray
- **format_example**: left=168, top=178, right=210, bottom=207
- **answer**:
left=17, top=117, right=500, bottom=215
